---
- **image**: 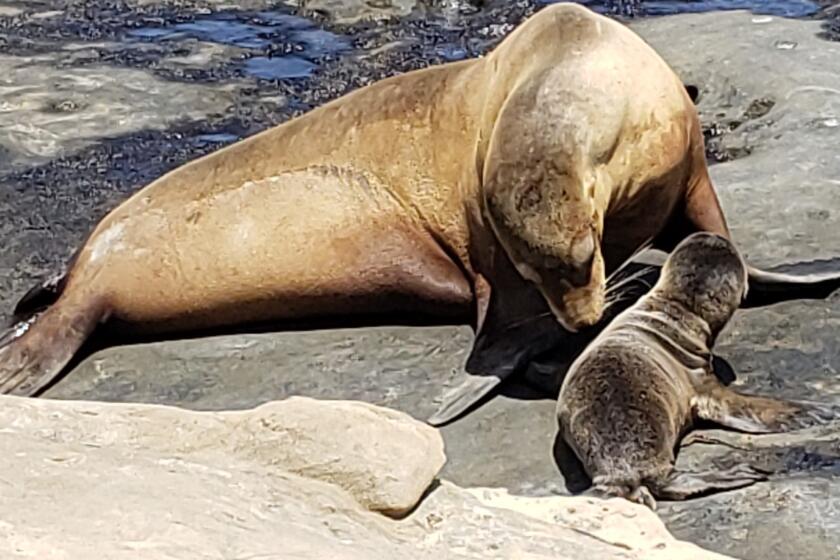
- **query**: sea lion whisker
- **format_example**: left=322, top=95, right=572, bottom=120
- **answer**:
left=499, top=311, right=555, bottom=332
left=605, top=265, right=657, bottom=295
left=602, top=294, right=634, bottom=313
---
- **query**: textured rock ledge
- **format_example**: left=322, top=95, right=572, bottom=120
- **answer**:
left=0, top=395, right=728, bottom=559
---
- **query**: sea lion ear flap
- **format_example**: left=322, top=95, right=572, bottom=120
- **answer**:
left=684, top=84, right=700, bottom=104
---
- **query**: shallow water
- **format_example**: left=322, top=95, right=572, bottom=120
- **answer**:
left=127, top=11, right=350, bottom=80
left=120, top=1, right=827, bottom=80
left=568, top=0, right=819, bottom=17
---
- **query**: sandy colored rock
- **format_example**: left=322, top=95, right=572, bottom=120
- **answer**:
left=466, top=487, right=690, bottom=555
left=0, top=394, right=728, bottom=559
left=0, top=394, right=443, bottom=518
left=232, top=396, right=446, bottom=516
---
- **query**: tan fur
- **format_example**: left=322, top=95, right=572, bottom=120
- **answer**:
left=55, top=3, right=704, bottom=331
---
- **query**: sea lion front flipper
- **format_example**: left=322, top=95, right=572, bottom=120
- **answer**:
left=653, top=464, right=767, bottom=501
left=428, top=262, right=567, bottom=426
left=427, top=375, right=503, bottom=427
left=427, top=310, right=565, bottom=426
left=693, top=387, right=840, bottom=433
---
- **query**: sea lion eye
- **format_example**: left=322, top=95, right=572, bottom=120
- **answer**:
left=570, top=230, right=595, bottom=266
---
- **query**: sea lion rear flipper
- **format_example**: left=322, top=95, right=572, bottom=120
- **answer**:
left=693, top=387, right=840, bottom=433
left=661, top=160, right=840, bottom=307
left=742, top=264, right=840, bottom=308
left=12, top=246, right=84, bottom=323
left=0, top=294, right=103, bottom=396
left=653, top=464, right=767, bottom=501
left=427, top=375, right=503, bottom=427
left=12, top=270, right=68, bottom=321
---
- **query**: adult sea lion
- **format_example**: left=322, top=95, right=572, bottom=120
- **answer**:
left=1, top=4, right=839, bottom=409
left=556, top=233, right=838, bottom=509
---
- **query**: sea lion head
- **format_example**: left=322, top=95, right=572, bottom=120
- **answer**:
left=485, top=171, right=605, bottom=332
left=656, top=232, right=748, bottom=334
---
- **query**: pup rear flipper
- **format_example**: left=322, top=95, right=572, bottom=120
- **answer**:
left=588, top=463, right=766, bottom=509
left=653, top=464, right=767, bottom=501
left=586, top=482, right=658, bottom=510
left=694, top=386, right=840, bottom=434
left=0, top=296, right=103, bottom=396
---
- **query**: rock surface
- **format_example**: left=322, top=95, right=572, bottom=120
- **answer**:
left=5, top=394, right=445, bottom=519
left=631, top=11, right=840, bottom=558
left=220, top=396, right=447, bottom=517
left=0, top=4, right=839, bottom=560
left=301, top=0, right=419, bottom=23
left=0, top=394, right=728, bottom=559
left=0, top=50, right=236, bottom=169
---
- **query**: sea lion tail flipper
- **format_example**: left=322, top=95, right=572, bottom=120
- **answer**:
left=743, top=264, right=840, bottom=308
left=426, top=375, right=502, bottom=427
left=668, top=165, right=840, bottom=307
left=694, top=387, right=840, bottom=433
left=13, top=271, right=68, bottom=320
left=652, top=464, right=767, bottom=501
left=0, top=294, right=103, bottom=396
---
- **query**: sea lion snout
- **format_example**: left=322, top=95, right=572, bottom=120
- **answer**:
left=551, top=248, right=607, bottom=331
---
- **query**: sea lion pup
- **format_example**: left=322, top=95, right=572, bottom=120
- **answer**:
left=2, top=5, right=840, bottom=405
left=556, top=233, right=838, bottom=509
